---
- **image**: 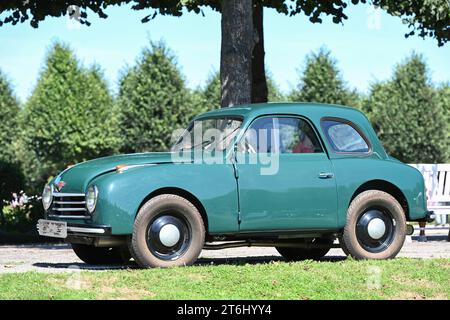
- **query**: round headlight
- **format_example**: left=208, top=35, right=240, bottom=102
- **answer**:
left=42, top=184, right=53, bottom=210
left=85, top=185, right=98, bottom=214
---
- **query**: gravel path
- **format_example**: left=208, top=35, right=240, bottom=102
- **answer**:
left=0, top=235, right=448, bottom=274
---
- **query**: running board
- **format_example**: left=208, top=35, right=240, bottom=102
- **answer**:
left=203, top=241, right=341, bottom=250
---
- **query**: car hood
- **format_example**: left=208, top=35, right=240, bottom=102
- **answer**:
left=54, top=152, right=181, bottom=193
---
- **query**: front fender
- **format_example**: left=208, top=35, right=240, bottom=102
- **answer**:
left=90, top=163, right=238, bottom=234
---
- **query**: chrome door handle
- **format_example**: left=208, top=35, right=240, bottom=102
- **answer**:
left=318, top=172, right=334, bottom=179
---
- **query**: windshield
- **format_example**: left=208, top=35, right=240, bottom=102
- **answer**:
left=171, top=117, right=243, bottom=152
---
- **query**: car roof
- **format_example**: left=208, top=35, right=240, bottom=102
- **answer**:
left=196, top=102, right=367, bottom=121
left=195, top=102, right=387, bottom=159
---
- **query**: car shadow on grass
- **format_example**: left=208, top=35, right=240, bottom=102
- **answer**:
left=32, top=262, right=134, bottom=271
left=32, top=255, right=347, bottom=271
left=0, top=243, right=71, bottom=250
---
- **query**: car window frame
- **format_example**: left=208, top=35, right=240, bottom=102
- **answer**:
left=320, top=117, right=372, bottom=156
left=235, top=114, right=326, bottom=155
left=173, top=115, right=244, bottom=152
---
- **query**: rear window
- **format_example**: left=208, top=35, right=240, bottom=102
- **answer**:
left=321, top=119, right=370, bottom=153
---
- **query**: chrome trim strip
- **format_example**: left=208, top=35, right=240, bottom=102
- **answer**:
left=53, top=207, right=87, bottom=212
left=117, top=163, right=156, bottom=173
left=67, top=226, right=106, bottom=234
left=54, top=201, right=86, bottom=205
left=48, top=214, right=90, bottom=219
left=53, top=192, right=85, bottom=197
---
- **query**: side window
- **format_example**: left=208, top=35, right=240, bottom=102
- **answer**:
left=278, top=118, right=322, bottom=154
left=239, top=117, right=322, bottom=154
left=321, top=119, right=370, bottom=153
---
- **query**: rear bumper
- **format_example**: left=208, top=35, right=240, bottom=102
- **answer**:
left=415, top=211, right=436, bottom=223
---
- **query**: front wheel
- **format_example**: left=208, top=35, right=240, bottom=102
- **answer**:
left=129, top=194, right=205, bottom=268
left=72, top=244, right=131, bottom=265
left=342, top=190, right=406, bottom=260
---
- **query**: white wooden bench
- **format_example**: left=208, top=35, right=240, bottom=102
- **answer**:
left=409, top=164, right=450, bottom=240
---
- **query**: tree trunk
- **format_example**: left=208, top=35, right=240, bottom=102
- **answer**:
left=251, top=1, right=268, bottom=103
left=220, top=0, right=254, bottom=108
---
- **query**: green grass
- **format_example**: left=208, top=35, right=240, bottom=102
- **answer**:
left=0, top=258, right=449, bottom=300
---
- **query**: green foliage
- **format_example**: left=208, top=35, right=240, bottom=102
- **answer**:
left=372, top=0, right=450, bottom=46
left=1, top=1, right=448, bottom=46
left=437, top=84, right=450, bottom=116
left=21, top=42, right=120, bottom=191
left=0, top=161, right=24, bottom=225
left=437, top=84, right=450, bottom=157
left=0, top=161, right=23, bottom=201
left=202, top=72, right=221, bottom=109
left=267, top=75, right=286, bottom=102
left=368, top=53, right=448, bottom=163
left=0, top=70, right=20, bottom=163
left=0, top=71, right=25, bottom=224
left=1, top=192, right=42, bottom=231
left=117, top=41, right=195, bottom=153
left=289, top=49, right=361, bottom=108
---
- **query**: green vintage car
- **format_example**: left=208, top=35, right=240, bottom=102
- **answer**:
left=37, top=103, right=434, bottom=267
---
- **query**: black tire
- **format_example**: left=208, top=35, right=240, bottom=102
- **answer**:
left=342, top=190, right=406, bottom=260
left=338, top=236, right=351, bottom=256
left=72, top=244, right=131, bottom=265
left=276, top=238, right=333, bottom=261
left=130, top=194, right=205, bottom=268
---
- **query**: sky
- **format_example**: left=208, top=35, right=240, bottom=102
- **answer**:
left=0, top=3, right=449, bottom=102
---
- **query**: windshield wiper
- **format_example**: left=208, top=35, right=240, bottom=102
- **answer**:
left=181, top=138, right=216, bottom=151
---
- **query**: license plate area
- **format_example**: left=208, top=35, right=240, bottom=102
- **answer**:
left=37, top=219, right=67, bottom=238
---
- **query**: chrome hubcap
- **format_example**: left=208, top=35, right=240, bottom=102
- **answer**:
left=146, top=214, right=191, bottom=261
left=367, top=218, right=386, bottom=240
left=356, top=208, right=395, bottom=253
left=159, top=224, right=181, bottom=247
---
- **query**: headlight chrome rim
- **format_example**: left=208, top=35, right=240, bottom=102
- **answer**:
left=85, top=185, right=98, bottom=214
left=42, top=184, right=53, bottom=211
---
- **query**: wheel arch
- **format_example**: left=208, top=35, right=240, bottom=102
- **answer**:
left=137, top=187, right=209, bottom=233
left=350, top=179, right=410, bottom=219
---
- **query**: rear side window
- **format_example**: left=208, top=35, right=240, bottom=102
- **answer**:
left=321, top=119, right=370, bottom=153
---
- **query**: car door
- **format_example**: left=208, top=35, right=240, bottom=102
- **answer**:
left=234, top=115, right=338, bottom=232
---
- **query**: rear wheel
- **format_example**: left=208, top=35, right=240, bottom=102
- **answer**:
left=72, top=244, right=131, bottom=265
left=276, top=238, right=333, bottom=261
left=342, top=190, right=406, bottom=260
left=129, top=194, right=205, bottom=268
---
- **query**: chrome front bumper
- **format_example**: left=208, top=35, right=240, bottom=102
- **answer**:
left=67, top=225, right=108, bottom=234
left=37, top=220, right=111, bottom=237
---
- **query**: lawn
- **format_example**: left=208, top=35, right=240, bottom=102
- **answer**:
left=0, top=258, right=448, bottom=300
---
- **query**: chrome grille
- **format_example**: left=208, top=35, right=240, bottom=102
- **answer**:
left=48, top=192, right=90, bottom=219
